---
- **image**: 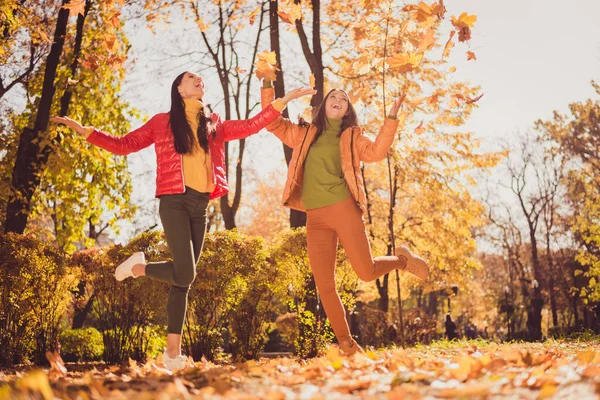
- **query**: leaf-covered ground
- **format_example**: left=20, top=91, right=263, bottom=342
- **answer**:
left=2, top=340, right=600, bottom=399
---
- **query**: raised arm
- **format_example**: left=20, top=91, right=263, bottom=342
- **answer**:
left=220, top=103, right=282, bottom=142
left=260, top=83, right=315, bottom=149
left=51, top=115, right=155, bottom=155
left=356, top=95, right=406, bottom=163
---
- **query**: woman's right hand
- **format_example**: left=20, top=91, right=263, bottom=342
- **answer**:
left=50, top=116, right=86, bottom=136
left=281, top=87, right=317, bottom=104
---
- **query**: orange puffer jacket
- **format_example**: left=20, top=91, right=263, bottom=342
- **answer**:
left=261, top=87, right=400, bottom=213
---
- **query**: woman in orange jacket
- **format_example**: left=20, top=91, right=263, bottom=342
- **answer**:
left=52, top=72, right=314, bottom=370
left=261, top=82, right=430, bottom=355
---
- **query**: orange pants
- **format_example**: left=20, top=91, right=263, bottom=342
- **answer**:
left=306, top=196, right=405, bottom=343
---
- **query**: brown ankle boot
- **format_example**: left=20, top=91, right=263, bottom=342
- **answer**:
left=339, top=339, right=364, bottom=357
left=395, top=245, right=430, bottom=280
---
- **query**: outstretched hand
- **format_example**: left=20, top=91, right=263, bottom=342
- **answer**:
left=281, top=87, right=317, bottom=104
left=50, top=116, right=86, bottom=136
left=388, top=93, right=407, bottom=117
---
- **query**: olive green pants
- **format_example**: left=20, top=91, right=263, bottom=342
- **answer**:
left=145, top=187, right=209, bottom=334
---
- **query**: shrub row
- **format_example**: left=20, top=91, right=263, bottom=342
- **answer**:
left=0, top=228, right=358, bottom=366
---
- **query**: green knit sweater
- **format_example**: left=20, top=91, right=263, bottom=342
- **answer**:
left=301, top=118, right=351, bottom=210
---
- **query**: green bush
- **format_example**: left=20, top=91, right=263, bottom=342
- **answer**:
left=72, top=231, right=169, bottom=363
left=59, top=328, right=104, bottom=362
left=270, top=228, right=358, bottom=358
left=185, top=229, right=282, bottom=361
left=0, top=233, right=79, bottom=366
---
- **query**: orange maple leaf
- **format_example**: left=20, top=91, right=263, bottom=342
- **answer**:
left=451, top=12, right=477, bottom=42
left=103, top=35, right=119, bottom=52
left=414, top=120, right=426, bottom=135
left=62, top=0, right=86, bottom=16
left=236, top=67, right=247, bottom=74
left=248, top=8, right=259, bottom=25
left=466, top=51, right=476, bottom=60
left=277, top=11, right=293, bottom=24
left=442, top=30, right=455, bottom=58
left=257, top=50, right=277, bottom=65
left=417, top=28, right=436, bottom=52
left=466, top=93, right=484, bottom=104
left=388, top=52, right=423, bottom=73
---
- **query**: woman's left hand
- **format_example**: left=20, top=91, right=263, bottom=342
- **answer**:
left=388, top=94, right=407, bottom=117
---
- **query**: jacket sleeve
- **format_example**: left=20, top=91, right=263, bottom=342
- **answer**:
left=86, top=116, right=155, bottom=155
left=356, top=117, right=400, bottom=163
left=220, top=104, right=282, bottom=142
left=260, top=87, right=306, bottom=149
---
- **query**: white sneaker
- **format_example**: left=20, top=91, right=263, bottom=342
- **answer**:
left=162, top=349, right=187, bottom=371
left=114, top=251, right=145, bottom=281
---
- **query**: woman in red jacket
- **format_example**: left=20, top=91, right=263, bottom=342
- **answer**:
left=52, top=71, right=314, bottom=370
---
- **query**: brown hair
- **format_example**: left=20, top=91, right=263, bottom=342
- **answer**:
left=311, top=89, right=359, bottom=143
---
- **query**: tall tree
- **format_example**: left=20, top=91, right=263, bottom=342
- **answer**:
left=4, top=0, right=71, bottom=234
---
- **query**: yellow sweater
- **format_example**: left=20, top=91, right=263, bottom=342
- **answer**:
left=182, top=99, right=215, bottom=193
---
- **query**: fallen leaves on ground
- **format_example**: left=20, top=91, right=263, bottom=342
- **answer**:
left=2, top=340, right=600, bottom=399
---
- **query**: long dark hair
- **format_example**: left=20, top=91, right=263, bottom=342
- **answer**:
left=169, top=72, right=214, bottom=154
left=311, top=89, right=359, bottom=143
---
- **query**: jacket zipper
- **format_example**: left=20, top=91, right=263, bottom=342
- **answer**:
left=349, top=128, right=360, bottom=206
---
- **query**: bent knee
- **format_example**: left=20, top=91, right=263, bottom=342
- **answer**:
left=355, top=269, right=375, bottom=282
left=173, top=271, right=196, bottom=288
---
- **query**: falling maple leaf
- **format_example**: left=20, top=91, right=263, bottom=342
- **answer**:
left=449, top=66, right=457, bottom=72
left=388, top=52, right=423, bottom=73
left=442, top=30, right=455, bottom=58
left=62, top=0, right=86, bottom=16
left=277, top=11, right=293, bottom=24
left=290, top=3, right=302, bottom=21
left=309, top=73, right=315, bottom=88
left=417, top=28, right=436, bottom=52
left=196, top=17, right=209, bottom=32
left=248, top=8, right=259, bottom=25
left=451, top=12, right=477, bottom=42
left=466, top=51, right=476, bottom=60
left=45, top=351, right=67, bottom=379
left=414, top=120, right=426, bottom=134
left=257, top=50, right=277, bottom=65
left=236, top=67, right=247, bottom=74
left=466, top=93, right=484, bottom=104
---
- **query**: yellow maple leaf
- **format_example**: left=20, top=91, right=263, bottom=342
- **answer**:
left=452, top=12, right=477, bottom=28
left=388, top=52, right=423, bottom=73
left=196, top=17, right=209, bottom=32
left=417, top=28, right=436, bottom=52
left=290, top=3, right=302, bottom=21
left=62, top=0, right=85, bottom=16
left=257, top=50, right=277, bottom=66
left=449, top=66, right=456, bottom=72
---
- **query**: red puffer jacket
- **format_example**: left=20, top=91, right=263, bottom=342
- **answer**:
left=86, top=104, right=281, bottom=199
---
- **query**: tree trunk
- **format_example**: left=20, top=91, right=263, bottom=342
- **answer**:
left=4, top=0, right=70, bottom=234
left=376, top=275, right=389, bottom=312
